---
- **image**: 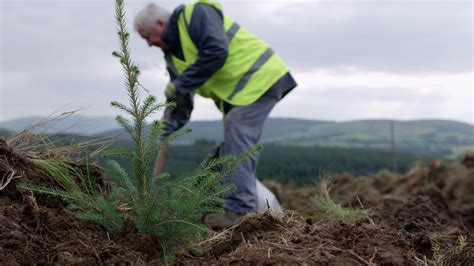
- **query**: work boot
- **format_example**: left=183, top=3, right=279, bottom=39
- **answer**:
left=204, top=210, right=243, bottom=230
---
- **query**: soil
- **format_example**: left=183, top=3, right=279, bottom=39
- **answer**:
left=1, top=139, right=473, bottom=264
left=0, top=140, right=162, bottom=264
left=179, top=211, right=418, bottom=265
left=462, top=152, right=474, bottom=168
left=178, top=187, right=471, bottom=265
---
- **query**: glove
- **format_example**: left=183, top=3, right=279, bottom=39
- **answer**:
left=160, top=120, right=175, bottom=138
left=159, top=115, right=177, bottom=142
left=165, top=82, right=177, bottom=100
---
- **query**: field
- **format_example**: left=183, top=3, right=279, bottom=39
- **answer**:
left=2, top=0, right=472, bottom=264
left=1, top=137, right=472, bottom=265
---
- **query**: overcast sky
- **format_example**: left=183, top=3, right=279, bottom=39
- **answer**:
left=1, top=0, right=473, bottom=124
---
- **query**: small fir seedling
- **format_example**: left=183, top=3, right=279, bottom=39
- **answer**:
left=19, top=0, right=258, bottom=261
left=107, top=0, right=255, bottom=259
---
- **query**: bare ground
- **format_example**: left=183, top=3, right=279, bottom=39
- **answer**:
left=1, top=139, right=472, bottom=265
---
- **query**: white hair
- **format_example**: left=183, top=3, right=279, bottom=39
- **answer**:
left=134, top=3, right=171, bottom=31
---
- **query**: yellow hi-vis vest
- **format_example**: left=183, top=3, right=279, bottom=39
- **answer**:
left=169, top=0, right=289, bottom=107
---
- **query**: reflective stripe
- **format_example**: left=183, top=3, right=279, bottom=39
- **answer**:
left=227, top=48, right=274, bottom=100
left=226, top=23, right=240, bottom=42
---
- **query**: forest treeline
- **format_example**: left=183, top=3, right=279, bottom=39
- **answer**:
left=104, top=139, right=430, bottom=185
left=0, top=130, right=431, bottom=186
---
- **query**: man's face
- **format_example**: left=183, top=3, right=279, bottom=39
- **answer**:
left=138, top=19, right=170, bottom=51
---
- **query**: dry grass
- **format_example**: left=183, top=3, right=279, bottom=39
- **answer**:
left=6, top=110, right=113, bottom=162
left=0, top=169, right=21, bottom=190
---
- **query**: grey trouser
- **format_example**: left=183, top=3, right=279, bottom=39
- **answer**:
left=219, top=86, right=284, bottom=214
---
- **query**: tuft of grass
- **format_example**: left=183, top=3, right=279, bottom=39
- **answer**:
left=457, top=235, right=467, bottom=251
left=31, top=158, right=82, bottom=192
left=17, top=153, right=125, bottom=232
left=6, top=110, right=112, bottom=159
left=306, top=179, right=365, bottom=223
left=428, top=233, right=471, bottom=265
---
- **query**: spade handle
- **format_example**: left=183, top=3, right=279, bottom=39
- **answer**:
left=152, top=144, right=168, bottom=177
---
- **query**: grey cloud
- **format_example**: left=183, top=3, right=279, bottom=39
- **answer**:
left=1, top=0, right=472, bottom=123
left=225, top=1, right=473, bottom=74
left=2, top=1, right=471, bottom=75
left=313, top=86, right=448, bottom=103
left=271, top=86, right=472, bottom=123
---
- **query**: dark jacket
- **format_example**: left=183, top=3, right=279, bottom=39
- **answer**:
left=161, top=3, right=297, bottom=135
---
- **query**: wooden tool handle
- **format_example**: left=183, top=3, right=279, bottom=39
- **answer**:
left=152, top=144, right=168, bottom=177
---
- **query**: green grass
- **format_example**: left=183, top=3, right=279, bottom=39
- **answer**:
left=306, top=179, right=365, bottom=222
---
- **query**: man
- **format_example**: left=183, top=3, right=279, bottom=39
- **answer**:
left=134, top=0, right=297, bottom=229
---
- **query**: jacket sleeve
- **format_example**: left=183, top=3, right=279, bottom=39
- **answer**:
left=172, top=4, right=229, bottom=94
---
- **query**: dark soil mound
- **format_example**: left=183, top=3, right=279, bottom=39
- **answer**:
left=0, top=140, right=47, bottom=202
left=462, top=153, right=474, bottom=168
left=0, top=139, right=163, bottom=264
left=375, top=191, right=450, bottom=233
left=440, top=241, right=474, bottom=265
left=179, top=173, right=474, bottom=264
left=0, top=139, right=109, bottom=207
left=179, top=211, right=418, bottom=265
left=0, top=201, right=150, bottom=264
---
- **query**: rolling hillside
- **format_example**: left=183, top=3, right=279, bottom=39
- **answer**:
left=99, top=118, right=473, bottom=157
left=271, top=119, right=474, bottom=157
left=2, top=116, right=473, bottom=157
left=0, top=116, right=118, bottom=136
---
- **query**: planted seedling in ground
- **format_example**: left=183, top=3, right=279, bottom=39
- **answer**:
left=105, top=0, right=246, bottom=259
left=18, top=0, right=259, bottom=261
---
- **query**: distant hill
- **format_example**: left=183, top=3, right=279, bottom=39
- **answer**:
left=0, top=128, right=12, bottom=139
left=98, top=118, right=331, bottom=144
left=2, top=116, right=473, bottom=158
left=100, top=118, right=474, bottom=158
left=268, top=119, right=474, bottom=157
left=1, top=116, right=118, bottom=136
